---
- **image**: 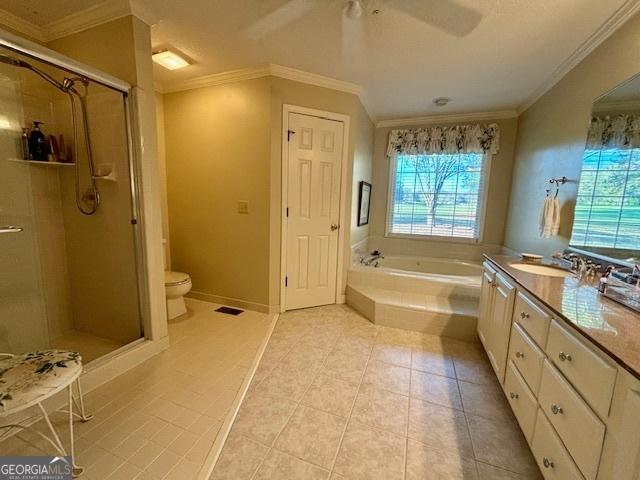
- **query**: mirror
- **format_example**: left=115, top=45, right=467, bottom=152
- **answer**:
left=569, top=73, right=640, bottom=265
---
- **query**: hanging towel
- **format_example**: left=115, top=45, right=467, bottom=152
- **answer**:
left=540, top=196, right=561, bottom=238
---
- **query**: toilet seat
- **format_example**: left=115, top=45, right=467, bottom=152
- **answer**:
left=165, top=271, right=190, bottom=286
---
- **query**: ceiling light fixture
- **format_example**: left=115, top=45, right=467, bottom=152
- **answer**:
left=345, top=0, right=363, bottom=19
left=152, top=50, right=190, bottom=70
left=433, top=97, right=452, bottom=107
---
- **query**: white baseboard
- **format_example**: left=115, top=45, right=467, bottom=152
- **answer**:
left=188, top=290, right=279, bottom=314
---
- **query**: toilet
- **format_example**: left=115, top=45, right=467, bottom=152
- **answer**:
left=163, top=239, right=192, bottom=320
left=165, top=270, right=192, bottom=319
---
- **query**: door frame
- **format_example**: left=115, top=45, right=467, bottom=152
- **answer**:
left=280, top=104, right=351, bottom=312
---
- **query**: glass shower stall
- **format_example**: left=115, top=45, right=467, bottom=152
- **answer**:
left=0, top=40, right=146, bottom=364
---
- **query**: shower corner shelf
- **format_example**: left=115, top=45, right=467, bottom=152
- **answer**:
left=7, top=158, right=75, bottom=167
left=93, top=173, right=117, bottom=182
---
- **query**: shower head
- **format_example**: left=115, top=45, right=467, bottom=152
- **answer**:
left=0, top=54, right=31, bottom=69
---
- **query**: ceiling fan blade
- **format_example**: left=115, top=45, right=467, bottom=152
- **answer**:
left=243, top=0, right=318, bottom=40
left=387, top=0, right=482, bottom=37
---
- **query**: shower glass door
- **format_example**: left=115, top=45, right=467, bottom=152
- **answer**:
left=0, top=45, right=144, bottom=364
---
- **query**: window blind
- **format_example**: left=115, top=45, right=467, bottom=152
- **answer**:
left=571, top=148, right=640, bottom=250
left=386, top=153, right=487, bottom=240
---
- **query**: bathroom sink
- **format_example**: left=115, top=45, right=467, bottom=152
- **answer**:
left=510, top=263, right=573, bottom=278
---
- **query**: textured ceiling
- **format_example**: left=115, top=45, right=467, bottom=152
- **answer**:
left=0, top=0, right=105, bottom=26
left=0, top=0, right=635, bottom=120
left=140, top=0, right=631, bottom=120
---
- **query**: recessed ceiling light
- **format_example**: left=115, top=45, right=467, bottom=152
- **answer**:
left=433, top=97, right=452, bottom=107
left=152, top=50, right=190, bottom=70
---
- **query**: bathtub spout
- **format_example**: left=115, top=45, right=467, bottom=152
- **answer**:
left=361, top=251, right=384, bottom=266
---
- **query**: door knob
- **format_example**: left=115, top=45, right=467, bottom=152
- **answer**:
left=330, top=224, right=339, bottom=231
left=550, top=404, right=564, bottom=415
left=558, top=351, right=572, bottom=362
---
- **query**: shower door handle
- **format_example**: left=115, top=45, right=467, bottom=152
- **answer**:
left=0, top=226, right=23, bottom=234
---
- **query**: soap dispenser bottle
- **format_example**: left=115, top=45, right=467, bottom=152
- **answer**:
left=28, top=121, right=47, bottom=161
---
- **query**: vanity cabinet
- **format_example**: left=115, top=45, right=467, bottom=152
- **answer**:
left=477, top=262, right=495, bottom=347
left=477, top=260, right=640, bottom=480
left=478, top=262, right=515, bottom=382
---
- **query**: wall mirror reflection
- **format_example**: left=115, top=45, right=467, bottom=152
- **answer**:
left=570, top=73, right=640, bottom=265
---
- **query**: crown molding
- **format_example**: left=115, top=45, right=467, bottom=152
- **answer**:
left=375, top=110, right=518, bottom=129
left=593, top=99, right=640, bottom=113
left=0, top=0, right=152, bottom=43
left=518, top=0, right=640, bottom=114
left=269, top=64, right=363, bottom=96
left=160, top=66, right=272, bottom=93
left=0, top=9, right=47, bottom=42
left=159, top=63, right=364, bottom=96
left=45, top=0, right=131, bottom=41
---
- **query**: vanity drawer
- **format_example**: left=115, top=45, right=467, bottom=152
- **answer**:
left=546, top=319, right=616, bottom=418
left=531, top=409, right=584, bottom=480
left=538, top=360, right=605, bottom=480
left=504, top=360, right=538, bottom=442
left=508, top=322, right=545, bottom=394
left=513, top=291, right=551, bottom=348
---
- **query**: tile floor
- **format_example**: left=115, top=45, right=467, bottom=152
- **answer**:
left=211, top=304, right=542, bottom=480
left=0, top=298, right=274, bottom=480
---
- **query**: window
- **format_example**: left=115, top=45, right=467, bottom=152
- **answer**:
left=570, top=147, right=640, bottom=250
left=386, top=152, right=488, bottom=240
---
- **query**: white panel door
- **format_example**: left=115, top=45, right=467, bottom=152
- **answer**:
left=285, top=112, right=344, bottom=310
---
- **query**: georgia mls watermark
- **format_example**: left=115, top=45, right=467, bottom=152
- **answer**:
left=0, top=456, right=72, bottom=480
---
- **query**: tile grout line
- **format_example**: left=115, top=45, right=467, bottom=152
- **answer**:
left=248, top=316, right=337, bottom=479
left=326, top=324, right=378, bottom=478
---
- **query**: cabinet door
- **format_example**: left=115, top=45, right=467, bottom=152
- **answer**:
left=485, top=272, right=516, bottom=382
left=477, top=263, right=496, bottom=347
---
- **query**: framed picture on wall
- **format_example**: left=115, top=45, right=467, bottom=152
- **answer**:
left=357, top=181, right=371, bottom=226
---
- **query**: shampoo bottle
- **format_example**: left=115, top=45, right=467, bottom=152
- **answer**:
left=28, top=121, right=47, bottom=161
left=21, top=128, right=30, bottom=160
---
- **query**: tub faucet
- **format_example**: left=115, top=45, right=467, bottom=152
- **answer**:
left=361, top=250, right=384, bottom=266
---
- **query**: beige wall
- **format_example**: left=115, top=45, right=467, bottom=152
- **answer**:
left=155, top=92, right=171, bottom=268
left=350, top=102, right=374, bottom=246
left=268, top=77, right=374, bottom=306
left=160, top=76, right=374, bottom=310
left=504, top=13, right=640, bottom=256
left=369, top=118, right=518, bottom=261
left=163, top=77, right=272, bottom=308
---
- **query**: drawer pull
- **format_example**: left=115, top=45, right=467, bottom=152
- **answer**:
left=558, top=351, right=573, bottom=362
left=515, top=351, right=525, bottom=359
left=550, top=404, right=564, bottom=415
left=542, top=457, right=554, bottom=469
left=509, top=392, right=519, bottom=399
left=520, top=311, right=530, bottom=319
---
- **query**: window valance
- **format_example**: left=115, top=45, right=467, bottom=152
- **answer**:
left=586, top=114, right=640, bottom=149
left=386, top=123, right=500, bottom=156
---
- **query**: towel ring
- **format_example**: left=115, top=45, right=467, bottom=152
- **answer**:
left=548, top=176, right=567, bottom=198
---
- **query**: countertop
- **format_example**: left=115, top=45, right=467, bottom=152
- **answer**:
left=484, top=254, right=640, bottom=380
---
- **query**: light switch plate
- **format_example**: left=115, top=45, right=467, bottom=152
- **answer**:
left=237, top=201, right=249, bottom=214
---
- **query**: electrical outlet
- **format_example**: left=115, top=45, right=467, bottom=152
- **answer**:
left=237, top=201, right=249, bottom=214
